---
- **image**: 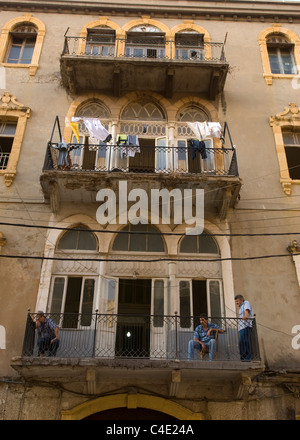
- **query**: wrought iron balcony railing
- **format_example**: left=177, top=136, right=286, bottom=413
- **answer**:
left=62, top=36, right=226, bottom=64
left=22, top=313, right=260, bottom=362
left=43, top=142, right=238, bottom=176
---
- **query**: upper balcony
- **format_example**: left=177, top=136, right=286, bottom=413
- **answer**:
left=60, top=31, right=228, bottom=99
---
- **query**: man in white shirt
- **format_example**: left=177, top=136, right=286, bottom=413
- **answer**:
left=235, top=295, right=253, bottom=361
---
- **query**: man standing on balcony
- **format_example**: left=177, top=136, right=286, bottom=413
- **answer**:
left=235, top=294, right=253, bottom=361
left=188, top=314, right=224, bottom=361
left=35, top=311, right=60, bottom=357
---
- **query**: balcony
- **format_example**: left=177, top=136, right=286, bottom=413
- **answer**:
left=11, top=313, right=263, bottom=391
left=40, top=118, right=242, bottom=218
left=20, top=312, right=260, bottom=361
left=60, top=35, right=228, bottom=99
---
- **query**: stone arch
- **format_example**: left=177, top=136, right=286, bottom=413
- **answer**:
left=168, top=220, right=236, bottom=316
left=64, top=94, right=116, bottom=141
left=61, top=393, right=203, bottom=420
left=170, top=21, right=211, bottom=43
left=116, top=91, right=171, bottom=121
left=0, top=14, right=46, bottom=75
left=173, top=97, right=219, bottom=122
left=35, top=214, right=102, bottom=313
left=79, top=16, right=123, bottom=38
left=122, top=18, right=170, bottom=37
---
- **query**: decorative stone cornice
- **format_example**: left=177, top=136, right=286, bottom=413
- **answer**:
left=270, top=103, right=300, bottom=125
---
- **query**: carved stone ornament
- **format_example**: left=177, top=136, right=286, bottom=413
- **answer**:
left=270, top=103, right=300, bottom=125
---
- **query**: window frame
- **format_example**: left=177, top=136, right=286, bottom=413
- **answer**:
left=0, top=15, right=45, bottom=76
left=0, top=92, right=31, bottom=186
left=270, top=103, right=300, bottom=195
left=258, top=25, right=300, bottom=85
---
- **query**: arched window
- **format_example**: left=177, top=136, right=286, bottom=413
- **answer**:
left=85, top=26, right=115, bottom=57
left=125, top=24, right=165, bottom=59
left=121, top=99, right=166, bottom=121
left=0, top=15, right=46, bottom=76
left=175, top=30, right=205, bottom=60
left=177, top=105, right=209, bottom=123
left=179, top=232, right=219, bottom=254
left=176, top=105, right=215, bottom=174
left=267, top=34, right=296, bottom=75
left=70, top=101, right=111, bottom=171
left=112, top=224, right=165, bottom=252
left=5, top=24, right=37, bottom=64
left=57, top=224, right=97, bottom=251
left=258, top=25, right=300, bottom=85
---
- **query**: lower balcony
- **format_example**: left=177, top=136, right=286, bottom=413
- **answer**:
left=20, top=312, right=260, bottom=362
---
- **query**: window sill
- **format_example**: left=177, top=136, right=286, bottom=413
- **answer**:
left=264, top=73, right=298, bottom=85
left=1, top=63, right=39, bottom=76
left=280, top=178, right=300, bottom=196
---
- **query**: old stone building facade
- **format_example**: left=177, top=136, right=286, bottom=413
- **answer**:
left=0, top=0, right=299, bottom=420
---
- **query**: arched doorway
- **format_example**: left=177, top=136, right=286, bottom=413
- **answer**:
left=84, top=407, right=177, bottom=420
left=61, top=393, right=202, bottom=420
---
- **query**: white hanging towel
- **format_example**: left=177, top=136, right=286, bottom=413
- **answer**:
left=187, top=121, right=222, bottom=140
left=207, top=122, right=222, bottom=138
left=83, top=118, right=110, bottom=142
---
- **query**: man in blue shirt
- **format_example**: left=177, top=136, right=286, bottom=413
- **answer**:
left=235, top=294, right=253, bottom=361
left=35, top=311, right=60, bottom=357
left=188, top=314, right=224, bottom=361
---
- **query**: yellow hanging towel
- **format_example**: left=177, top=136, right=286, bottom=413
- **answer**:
left=69, top=121, right=80, bottom=144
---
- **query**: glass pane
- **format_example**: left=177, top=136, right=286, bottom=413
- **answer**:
left=63, top=277, right=82, bottom=328
left=285, top=146, right=300, bottom=180
left=179, top=281, right=191, bottom=328
left=209, top=280, right=222, bottom=320
left=198, top=235, right=219, bottom=254
left=180, top=235, right=197, bottom=253
left=21, top=41, right=35, bottom=63
left=129, top=224, right=147, bottom=251
left=81, top=279, right=95, bottom=326
left=7, top=45, right=21, bottom=63
left=58, top=228, right=97, bottom=250
left=281, top=49, right=295, bottom=74
left=156, top=138, right=166, bottom=171
left=3, top=124, right=16, bottom=136
left=177, top=140, right=187, bottom=160
left=112, top=225, right=130, bottom=251
left=78, top=230, right=97, bottom=250
left=50, top=277, right=65, bottom=319
left=148, top=232, right=164, bottom=252
left=283, top=131, right=295, bottom=145
left=58, top=230, right=78, bottom=249
left=153, top=280, right=164, bottom=327
left=268, top=50, right=281, bottom=74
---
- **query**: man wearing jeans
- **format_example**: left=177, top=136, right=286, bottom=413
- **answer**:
left=188, top=314, right=224, bottom=361
left=35, top=311, right=60, bottom=357
left=235, top=295, right=253, bottom=361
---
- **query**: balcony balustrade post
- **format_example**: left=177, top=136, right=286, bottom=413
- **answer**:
left=175, top=311, right=179, bottom=360
left=93, top=309, right=98, bottom=357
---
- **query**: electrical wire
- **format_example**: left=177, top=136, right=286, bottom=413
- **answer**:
left=1, top=220, right=300, bottom=237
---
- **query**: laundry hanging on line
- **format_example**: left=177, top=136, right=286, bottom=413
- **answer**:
left=187, top=121, right=222, bottom=141
left=188, top=139, right=207, bottom=160
left=51, top=137, right=70, bottom=167
left=117, top=134, right=141, bottom=158
left=69, top=117, right=112, bottom=143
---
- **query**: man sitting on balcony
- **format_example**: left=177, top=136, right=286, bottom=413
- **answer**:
left=188, top=314, right=224, bottom=361
left=35, top=311, right=60, bottom=357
